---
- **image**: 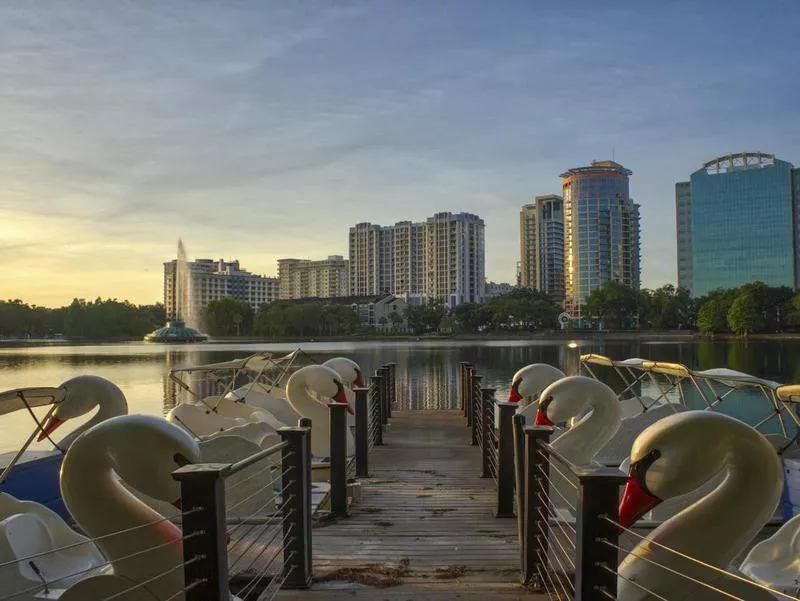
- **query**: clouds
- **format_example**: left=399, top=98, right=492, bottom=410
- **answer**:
left=1, top=1, right=799, bottom=305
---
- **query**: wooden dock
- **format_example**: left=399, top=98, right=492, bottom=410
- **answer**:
left=277, top=410, right=546, bottom=599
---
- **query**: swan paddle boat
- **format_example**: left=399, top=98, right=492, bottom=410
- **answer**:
left=506, top=363, right=565, bottom=425
left=0, top=376, right=127, bottom=520
left=0, top=414, right=221, bottom=601
left=618, top=410, right=786, bottom=600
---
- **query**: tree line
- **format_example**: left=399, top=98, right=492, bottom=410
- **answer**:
left=0, top=298, right=165, bottom=340
left=582, top=280, right=800, bottom=335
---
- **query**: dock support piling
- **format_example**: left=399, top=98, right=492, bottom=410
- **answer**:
left=370, top=374, right=384, bottom=446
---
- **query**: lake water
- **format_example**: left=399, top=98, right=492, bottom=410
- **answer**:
left=2, top=337, right=800, bottom=453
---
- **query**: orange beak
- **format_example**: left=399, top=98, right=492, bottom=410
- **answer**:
left=619, top=477, right=661, bottom=528
left=508, top=385, right=523, bottom=403
left=37, top=415, right=66, bottom=442
left=534, top=408, right=554, bottom=427
left=353, top=373, right=365, bottom=388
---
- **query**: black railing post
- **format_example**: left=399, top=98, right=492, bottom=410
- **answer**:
left=173, top=463, right=230, bottom=601
left=279, top=418, right=313, bottom=589
left=522, top=426, right=554, bottom=586
left=480, top=387, right=495, bottom=478
left=328, top=403, right=348, bottom=517
left=370, top=374, right=384, bottom=446
left=513, top=413, right=525, bottom=541
left=470, top=373, right=482, bottom=446
left=574, top=467, right=628, bottom=600
left=459, top=362, right=468, bottom=416
left=354, top=387, right=370, bottom=478
left=385, top=362, right=395, bottom=417
left=377, top=368, right=389, bottom=427
left=465, top=364, right=474, bottom=428
left=495, top=402, right=516, bottom=518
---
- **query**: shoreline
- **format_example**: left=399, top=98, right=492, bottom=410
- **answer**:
left=5, top=330, right=800, bottom=347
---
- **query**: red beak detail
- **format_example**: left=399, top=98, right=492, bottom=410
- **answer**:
left=333, top=390, right=348, bottom=404
left=353, top=374, right=365, bottom=388
left=534, top=408, right=554, bottom=426
left=37, top=416, right=66, bottom=442
left=346, top=405, right=354, bottom=415
left=508, top=386, right=523, bottom=403
left=619, top=477, right=661, bottom=528
left=172, top=498, right=182, bottom=510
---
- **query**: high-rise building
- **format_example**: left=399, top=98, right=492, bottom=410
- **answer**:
left=423, top=212, right=485, bottom=307
left=676, top=152, right=800, bottom=296
left=348, top=213, right=485, bottom=307
left=561, top=160, right=641, bottom=321
left=519, top=195, right=565, bottom=301
left=348, top=221, right=424, bottom=297
left=277, top=255, right=350, bottom=300
left=163, top=259, right=278, bottom=324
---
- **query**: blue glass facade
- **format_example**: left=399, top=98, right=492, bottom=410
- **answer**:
left=678, top=154, right=798, bottom=297
left=562, top=161, right=641, bottom=320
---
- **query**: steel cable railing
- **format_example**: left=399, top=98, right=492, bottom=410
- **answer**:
left=172, top=419, right=313, bottom=600
left=597, top=516, right=800, bottom=601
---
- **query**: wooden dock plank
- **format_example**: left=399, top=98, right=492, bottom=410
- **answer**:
left=277, top=410, right=546, bottom=599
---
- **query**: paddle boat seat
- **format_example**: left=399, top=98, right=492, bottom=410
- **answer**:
left=0, top=494, right=108, bottom=595
left=740, top=512, right=800, bottom=596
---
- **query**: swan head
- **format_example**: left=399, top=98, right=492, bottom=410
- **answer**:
left=74, top=414, right=201, bottom=506
left=619, top=411, right=776, bottom=528
left=290, top=365, right=349, bottom=408
left=507, top=364, right=565, bottom=404
left=323, top=357, right=364, bottom=388
left=37, top=375, right=127, bottom=442
left=533, top=375, right=620, bottom=427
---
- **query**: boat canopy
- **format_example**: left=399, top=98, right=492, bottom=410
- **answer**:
left=776, top=385, right=800, bottom=402
left=0, top=387, right=65, bottom=416
left=171, top=352, right=276, bottom=374
left=580, top=354, right=649, bottom=368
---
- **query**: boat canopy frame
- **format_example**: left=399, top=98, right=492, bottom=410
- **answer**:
left=580, top=354, right=800, bottom=439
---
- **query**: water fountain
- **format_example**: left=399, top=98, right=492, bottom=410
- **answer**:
left=144, top=239, right=208, bottom=343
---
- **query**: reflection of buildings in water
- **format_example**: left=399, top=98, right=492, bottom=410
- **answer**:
left=393, top=354, right=459, bottom=410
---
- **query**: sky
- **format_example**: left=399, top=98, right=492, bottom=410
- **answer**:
left=2, top=1, right=799, bottom=307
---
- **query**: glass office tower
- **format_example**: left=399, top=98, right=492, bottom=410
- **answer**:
left=675, top=153, right=800, bottom=296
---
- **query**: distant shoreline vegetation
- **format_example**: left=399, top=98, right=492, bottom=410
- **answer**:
left=2, top=280, right=798, bottom=342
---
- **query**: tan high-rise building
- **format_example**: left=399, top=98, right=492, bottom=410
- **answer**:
left=277, top=255, right=350, bottom=300
left=519, top=196, right=565, bottom=301
left=349, top=213, right=484, bottom=307
left=423, top=212, right=485, bottom=307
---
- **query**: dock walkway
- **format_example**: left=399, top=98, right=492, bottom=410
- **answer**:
left=278, top=410, right=545, bottom=600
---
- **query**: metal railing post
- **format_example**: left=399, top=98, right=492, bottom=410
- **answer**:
left=574, top=467, right=628, bottom=600
left=328, top=403, right=348, bottom=517
left=279, top=418, right=313, bottom=589
left=459, top=362, right=468, bottom=416
left=480, top=387, right=495, bottom=478
left=522, top=426, right=554, bottom=586
left=513, top=413, right=525, bottom=540
left=385, top=362, right=395, bottom=417
left=354, top=387, right=370, bottom=478
left=370, top=374, right=384, bottom=446
left=470, top=373, right=482, bottom=446
left=173, top=463, right=230, bottom=601
left=465, top=364, right=474, bottom=427
left=380, top=366, right=390, bottom=425
left=495, top=402, right=516, bottom=518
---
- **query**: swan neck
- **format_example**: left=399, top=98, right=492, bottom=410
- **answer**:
left=552, top=394, right=619, bottom=464
left=58, top=384, right=127, bottom=448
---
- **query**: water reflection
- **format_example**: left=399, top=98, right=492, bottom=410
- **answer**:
left=2, top=339, right=800, bottom=452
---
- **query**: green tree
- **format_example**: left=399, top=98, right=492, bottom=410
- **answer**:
left=727, top=292, right=760, bottom=335
left=585, top=281, right=639, bottom=329
left=203, top=297, right=253, bottom=336
left=697, top=298, right=729, bottom=333
left=406, top=300, right=446, bottom=334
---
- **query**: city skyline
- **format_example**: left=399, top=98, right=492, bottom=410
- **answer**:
left=3, top=2, right=799, bottom=306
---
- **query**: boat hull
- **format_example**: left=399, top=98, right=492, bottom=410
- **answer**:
left=0, top=452, right=68, bottom=520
